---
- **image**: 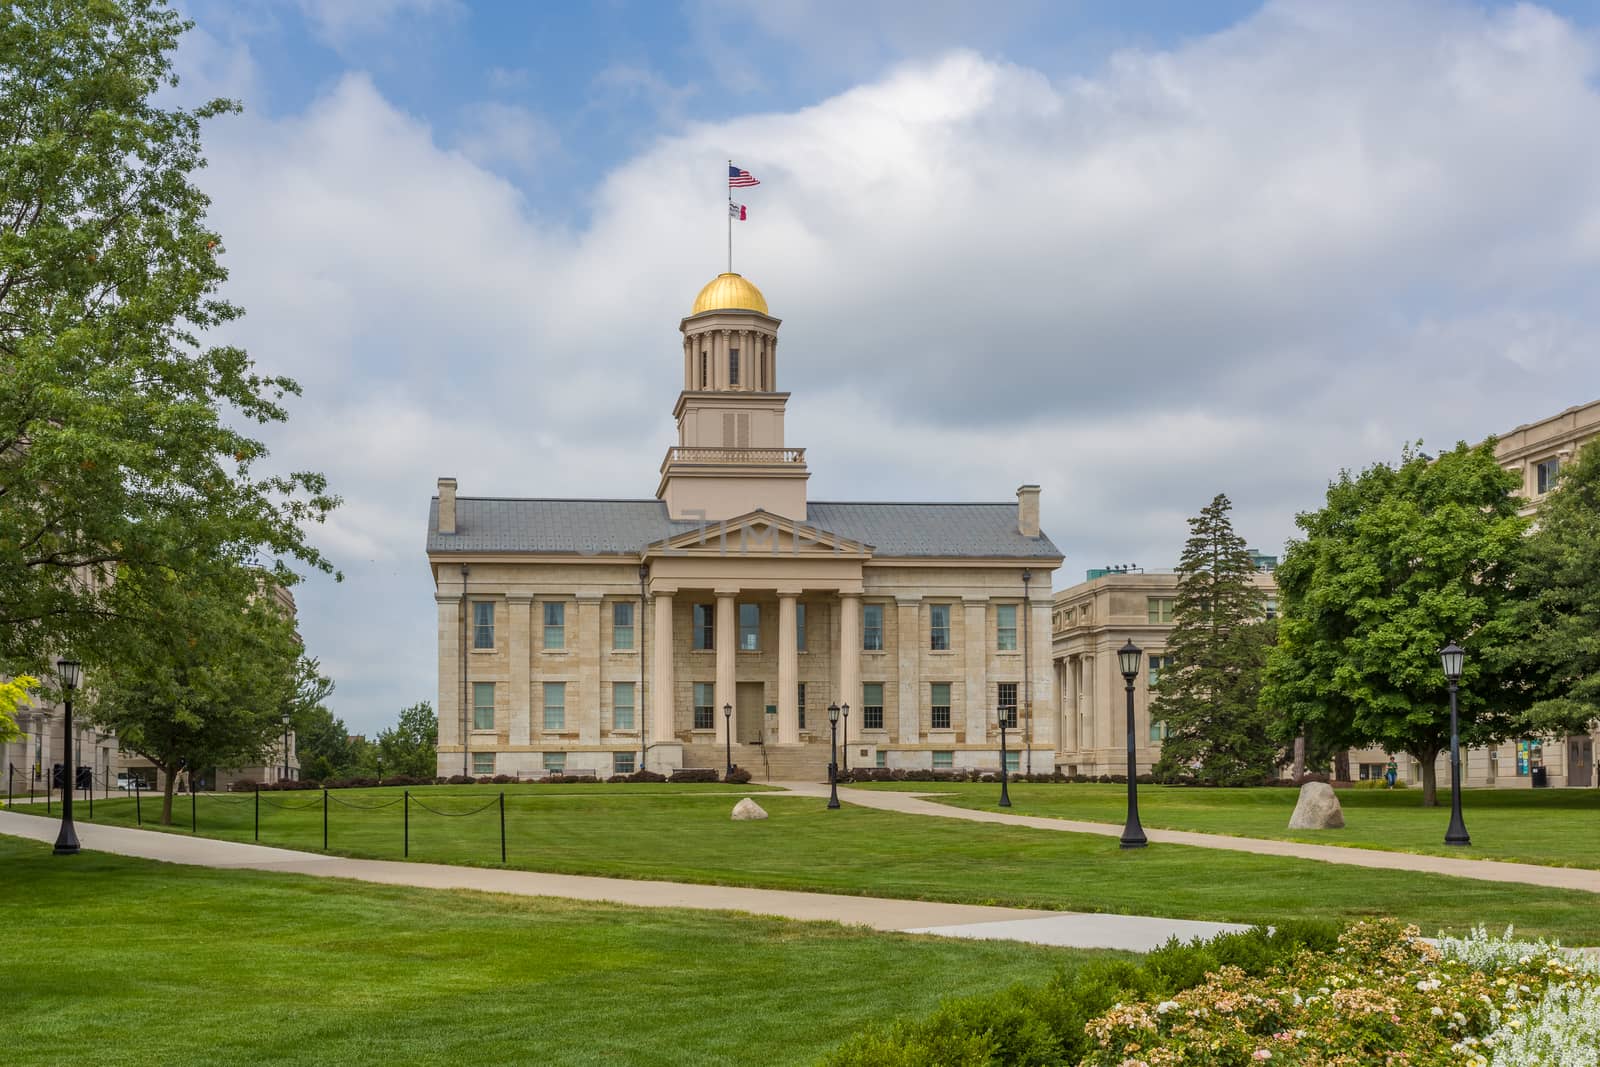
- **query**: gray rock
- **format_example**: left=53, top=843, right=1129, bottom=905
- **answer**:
left=731, top=797, right=768, bottom=821
left=1288, top=781, right=1345, bottom=830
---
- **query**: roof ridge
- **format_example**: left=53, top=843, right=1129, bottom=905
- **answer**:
left=807, top=500, right=1016, bottom=507
left=445, top=496, right=665, bottom=504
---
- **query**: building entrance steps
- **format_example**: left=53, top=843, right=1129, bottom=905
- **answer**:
left=0, top=809, right=1244, bottom=951
left=682, top=741, right=832, bottom=782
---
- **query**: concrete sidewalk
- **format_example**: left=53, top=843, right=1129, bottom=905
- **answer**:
left=0, top=810, right=1245, bottom=952
left=774, top=782, right=1600, bottom=894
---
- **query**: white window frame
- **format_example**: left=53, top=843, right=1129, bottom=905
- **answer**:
left=543, top=681, right=566, bottom=732
left=612, top=601, right=634, bottom=650
left=543, top=601, right=566, bottom=650
left=472, top=601, right=495, bottom=649
left=472, top=682, right=495, bottom=731
left=612, top=682, right=635, bottom=731
left=995, top=604, right=1017, bottom=651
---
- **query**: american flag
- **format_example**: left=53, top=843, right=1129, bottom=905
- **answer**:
left=728, top=164, right=760, bottom=188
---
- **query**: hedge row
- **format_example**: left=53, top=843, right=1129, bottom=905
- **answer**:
left=230, top=767, right=756, bottom=792
left=823, top=919, right=1344, bottom=1066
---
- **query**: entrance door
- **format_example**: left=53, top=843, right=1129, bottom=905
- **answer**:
left=736, top=682, right=765, bottom=744
left=1568, top=736, right=1594, bottom=788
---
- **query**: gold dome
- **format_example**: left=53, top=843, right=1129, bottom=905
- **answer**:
left=691, top=273, right=768, bottom=316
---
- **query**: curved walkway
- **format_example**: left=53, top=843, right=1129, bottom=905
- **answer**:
left=0, top=809, right=1244, bottom=952
left=774, top=782, right=1600, bottom=894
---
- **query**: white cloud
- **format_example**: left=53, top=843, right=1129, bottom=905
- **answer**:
left=453, top=101, right=561, bottom=176
left=187, top=1, right=1600, bottom=731
left=294, top=0, right=459, bottom=44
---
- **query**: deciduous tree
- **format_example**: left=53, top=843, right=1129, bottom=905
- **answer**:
left=1262, top=443, right=1531, bottom=805
left=374, top=702, right=437, bottom=780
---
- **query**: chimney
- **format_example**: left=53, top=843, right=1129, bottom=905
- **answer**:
left=1016, top=484, right=1040, bottom=538
left=438, top=477, right=458, bottom=535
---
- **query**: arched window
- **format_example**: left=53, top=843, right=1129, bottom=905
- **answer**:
left=729, top=348, right=740, bottom=386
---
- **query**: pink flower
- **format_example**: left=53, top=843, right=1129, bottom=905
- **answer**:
left=1253, top=1052, right=1273, bottom=1061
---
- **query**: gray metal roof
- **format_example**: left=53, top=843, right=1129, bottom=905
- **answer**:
left=426, top=498, right=1061, bottom=560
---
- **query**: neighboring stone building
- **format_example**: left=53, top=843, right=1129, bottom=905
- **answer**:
left=2, top=680, right=118, bottom=797
left=1051, top=565, right=1277, bottom=777
left=426, top=273, right=1062, bottom=780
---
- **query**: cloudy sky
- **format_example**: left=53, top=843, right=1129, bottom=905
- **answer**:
left=174, top=0, right=1600, bottom=735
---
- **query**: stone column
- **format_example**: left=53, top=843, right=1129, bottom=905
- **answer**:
left=777, top=591, right=800, bottom=744
left=436, top=594, right=461, bottom=754
left=1030, top=600, right=1054, bottom=753
left=895, top=597, right=921, bottom=743
left=507, top=594, right=533, bottom=746
left=576, top=592, right=602, bottom=744
left=652, top=592, right=676, bottom=742
left=1062, top=658, right=1079, bottom=753
left=714, top=590, right=737, bottom=745
left=838, top=592, right=861, bottom=740
left=963, top=597, right=987, bottom=745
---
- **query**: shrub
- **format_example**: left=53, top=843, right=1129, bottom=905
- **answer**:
left=230, top=780, right=260, bottom=793
left=723, top=767, right=752, bottom=784
left=445, top=774, right=473, bottom=785
left=491, top=774, right=514, bottom=784
left=474, top=775, right=495, bottom=784
left=626, top=769, right=667, bottom=783
left=670, top=768, right=719, bottom=783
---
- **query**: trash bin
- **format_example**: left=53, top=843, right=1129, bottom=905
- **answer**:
left=1531, top=766, right=1548, bottom=788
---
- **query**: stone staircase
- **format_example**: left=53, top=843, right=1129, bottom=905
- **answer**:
left=682, top=741, right=833, bottom=783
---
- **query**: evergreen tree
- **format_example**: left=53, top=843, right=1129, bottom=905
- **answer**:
left=1261, top=443, right=1531, bottom=805
left=1151, top=494, right=1282, bottom=785
left=1507, top=437, right=1600, bottom=738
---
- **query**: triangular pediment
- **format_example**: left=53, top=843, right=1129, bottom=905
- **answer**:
left=649, top=509, right=872, bottom=559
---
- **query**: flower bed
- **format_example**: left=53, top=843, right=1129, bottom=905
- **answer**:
left=823, top=921, right=1600, bottom=1066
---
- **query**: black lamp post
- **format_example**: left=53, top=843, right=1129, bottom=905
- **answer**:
left=997, top=704, right=1012, bottom=808
left=1117, top=640, right=1147, bottom=849
left=723, top=702, right=733, bottom=777
left=841, top=703, right=850, bottom=772
left=281, top=709, right=292, bottom=782
left=826, top=703, right=840, bottom=809
left=53, top=659, right=82, bottom=856
left=1439, top=641, right=1471, bottom=847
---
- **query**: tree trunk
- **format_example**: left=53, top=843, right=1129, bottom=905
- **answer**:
left=1334, top=750, right=1351, bottom=783
left=1415, top=748, right=1440, bottom=807
left=160, top=765, right=176, bottom=826
left=1291, top=735, right=1306, bottom=780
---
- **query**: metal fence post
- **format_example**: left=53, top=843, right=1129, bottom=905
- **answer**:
left=499, top=791, right=506, bottom=864
left=6, top=763, right=11, bottom=809
left=403, top=790, right=409, bottom=858
left=135, top=779, right=141, bottom=825
left=191, top=786, right=196, bottom=833
left=322, top=788, right=328, bottom=851
left=88, top=780, right=92, bottom=820
left=254, top=785, right=260, bottom=842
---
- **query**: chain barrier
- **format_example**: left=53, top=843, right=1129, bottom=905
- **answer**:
left=326, top=793, right=405, bottom=811
left=258, top=794, right=326, bottom=811
left=407, top=794, right=501, bottom=818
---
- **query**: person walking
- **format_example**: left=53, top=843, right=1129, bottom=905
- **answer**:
left=1384, top=757, right=1398, bottom=790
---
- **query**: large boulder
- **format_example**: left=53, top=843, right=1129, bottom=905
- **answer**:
left=1288, top=781, right=1345, bottom=830
left=731, top=797, right=769, bottom=821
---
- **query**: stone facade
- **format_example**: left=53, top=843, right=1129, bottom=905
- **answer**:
left=430, top=274, right=1062, bottom=780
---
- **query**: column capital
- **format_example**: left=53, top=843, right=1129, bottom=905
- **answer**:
left=775, top=587, right=803, bottom=599
left=434, top=594, right=461, bottom=606
left=713, top=588, right=740, bottom=599
left=837, top=589, right=862, bottom=600
left=962, top=594, right=989, bottom=605
left=575, top=590, right=605, bottom=603
left=506, top=593, right=534, bottom=604
left=895, top=595, right=923, bottom=607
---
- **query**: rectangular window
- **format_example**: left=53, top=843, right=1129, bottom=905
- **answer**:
left=875, top=750, right=886, bottom=768
left=543, top=601, right=565, bottom=649
left=1004, top=750, right=1020, bottom=774
left=930, top=603, right=951, bottom=651
left=863, top=603, right=884, bottom=650
left=1537, top=457, right=1561, bottom=494
left=932, top=751, right=954, bottom=770
left=692, top=604, right=714, bottom=650
left=862, top=683, right=884, bottom=730
left=472, top=682, right=495, bottom=731
left=1263, top=598, right=1278, bottom=621
left=997, top=682, right=1018, bottom=729
left=543, top=682, right=566, bottom=732
left=612, top=682, right=635, bottom=731
left=612, top=602, right=634, bottom=650
left=739, top=602, right=760, bottom=651
left=795, top=603, right=807, bottom=652
left=613, top=752, right=635, bottom=775
left=995, top=604, right=1017, bottom=651
left=472, top=752, right=495, bottom=776
left=729, top=348, right=739, bottom=385
left=472, top=601, right=495, bottom=649
left=694, top=682, right=716, bottom=730
left=760, top=349, right=768, bottom=391
left=1147, top=597, right=1176, bottom=624
left=1149, top=719, right=1170, bottom=742
left=1148, top=654, right=1175, bottom=689
left=543, top=752, right=566, bottom=774
left=930, top=683, right=951, bottom=730
left=699, top=350, right=707, bottom=388
left=1357, top=762, right=1386, bottom=781
left=797, top=682, right=806, bottom=730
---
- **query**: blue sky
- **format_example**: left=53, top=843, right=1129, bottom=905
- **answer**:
left=175, top=1, right=1600, bottom=734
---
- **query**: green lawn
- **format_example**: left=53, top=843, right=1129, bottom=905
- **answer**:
left=47, top=785, right=1600, bottom=942
left=853, top=781, right=1600, bottom=868
left=0, top=835, right=1102, bottom=1066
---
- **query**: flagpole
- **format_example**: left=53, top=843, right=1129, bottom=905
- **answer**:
left=727, top=158, right=733, bottom=274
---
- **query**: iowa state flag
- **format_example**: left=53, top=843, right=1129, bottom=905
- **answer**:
left=729, top=202, right=748, bottom=220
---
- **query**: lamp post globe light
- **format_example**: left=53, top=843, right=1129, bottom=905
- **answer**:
left=997, top=704, right=1012, bottom=808
left=832, top=700, right=844, bottom=809
left=723, top=702, right=734, bottom=778
left=841, top=703, right=850, bottom=773
left=1439, top=641, right=1471, bottom=847
left=1117, top=640, right=1147, bottom=849
left=281, top=709, right=292, bottom=782
left=53, top=659, right=82, bottom=856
